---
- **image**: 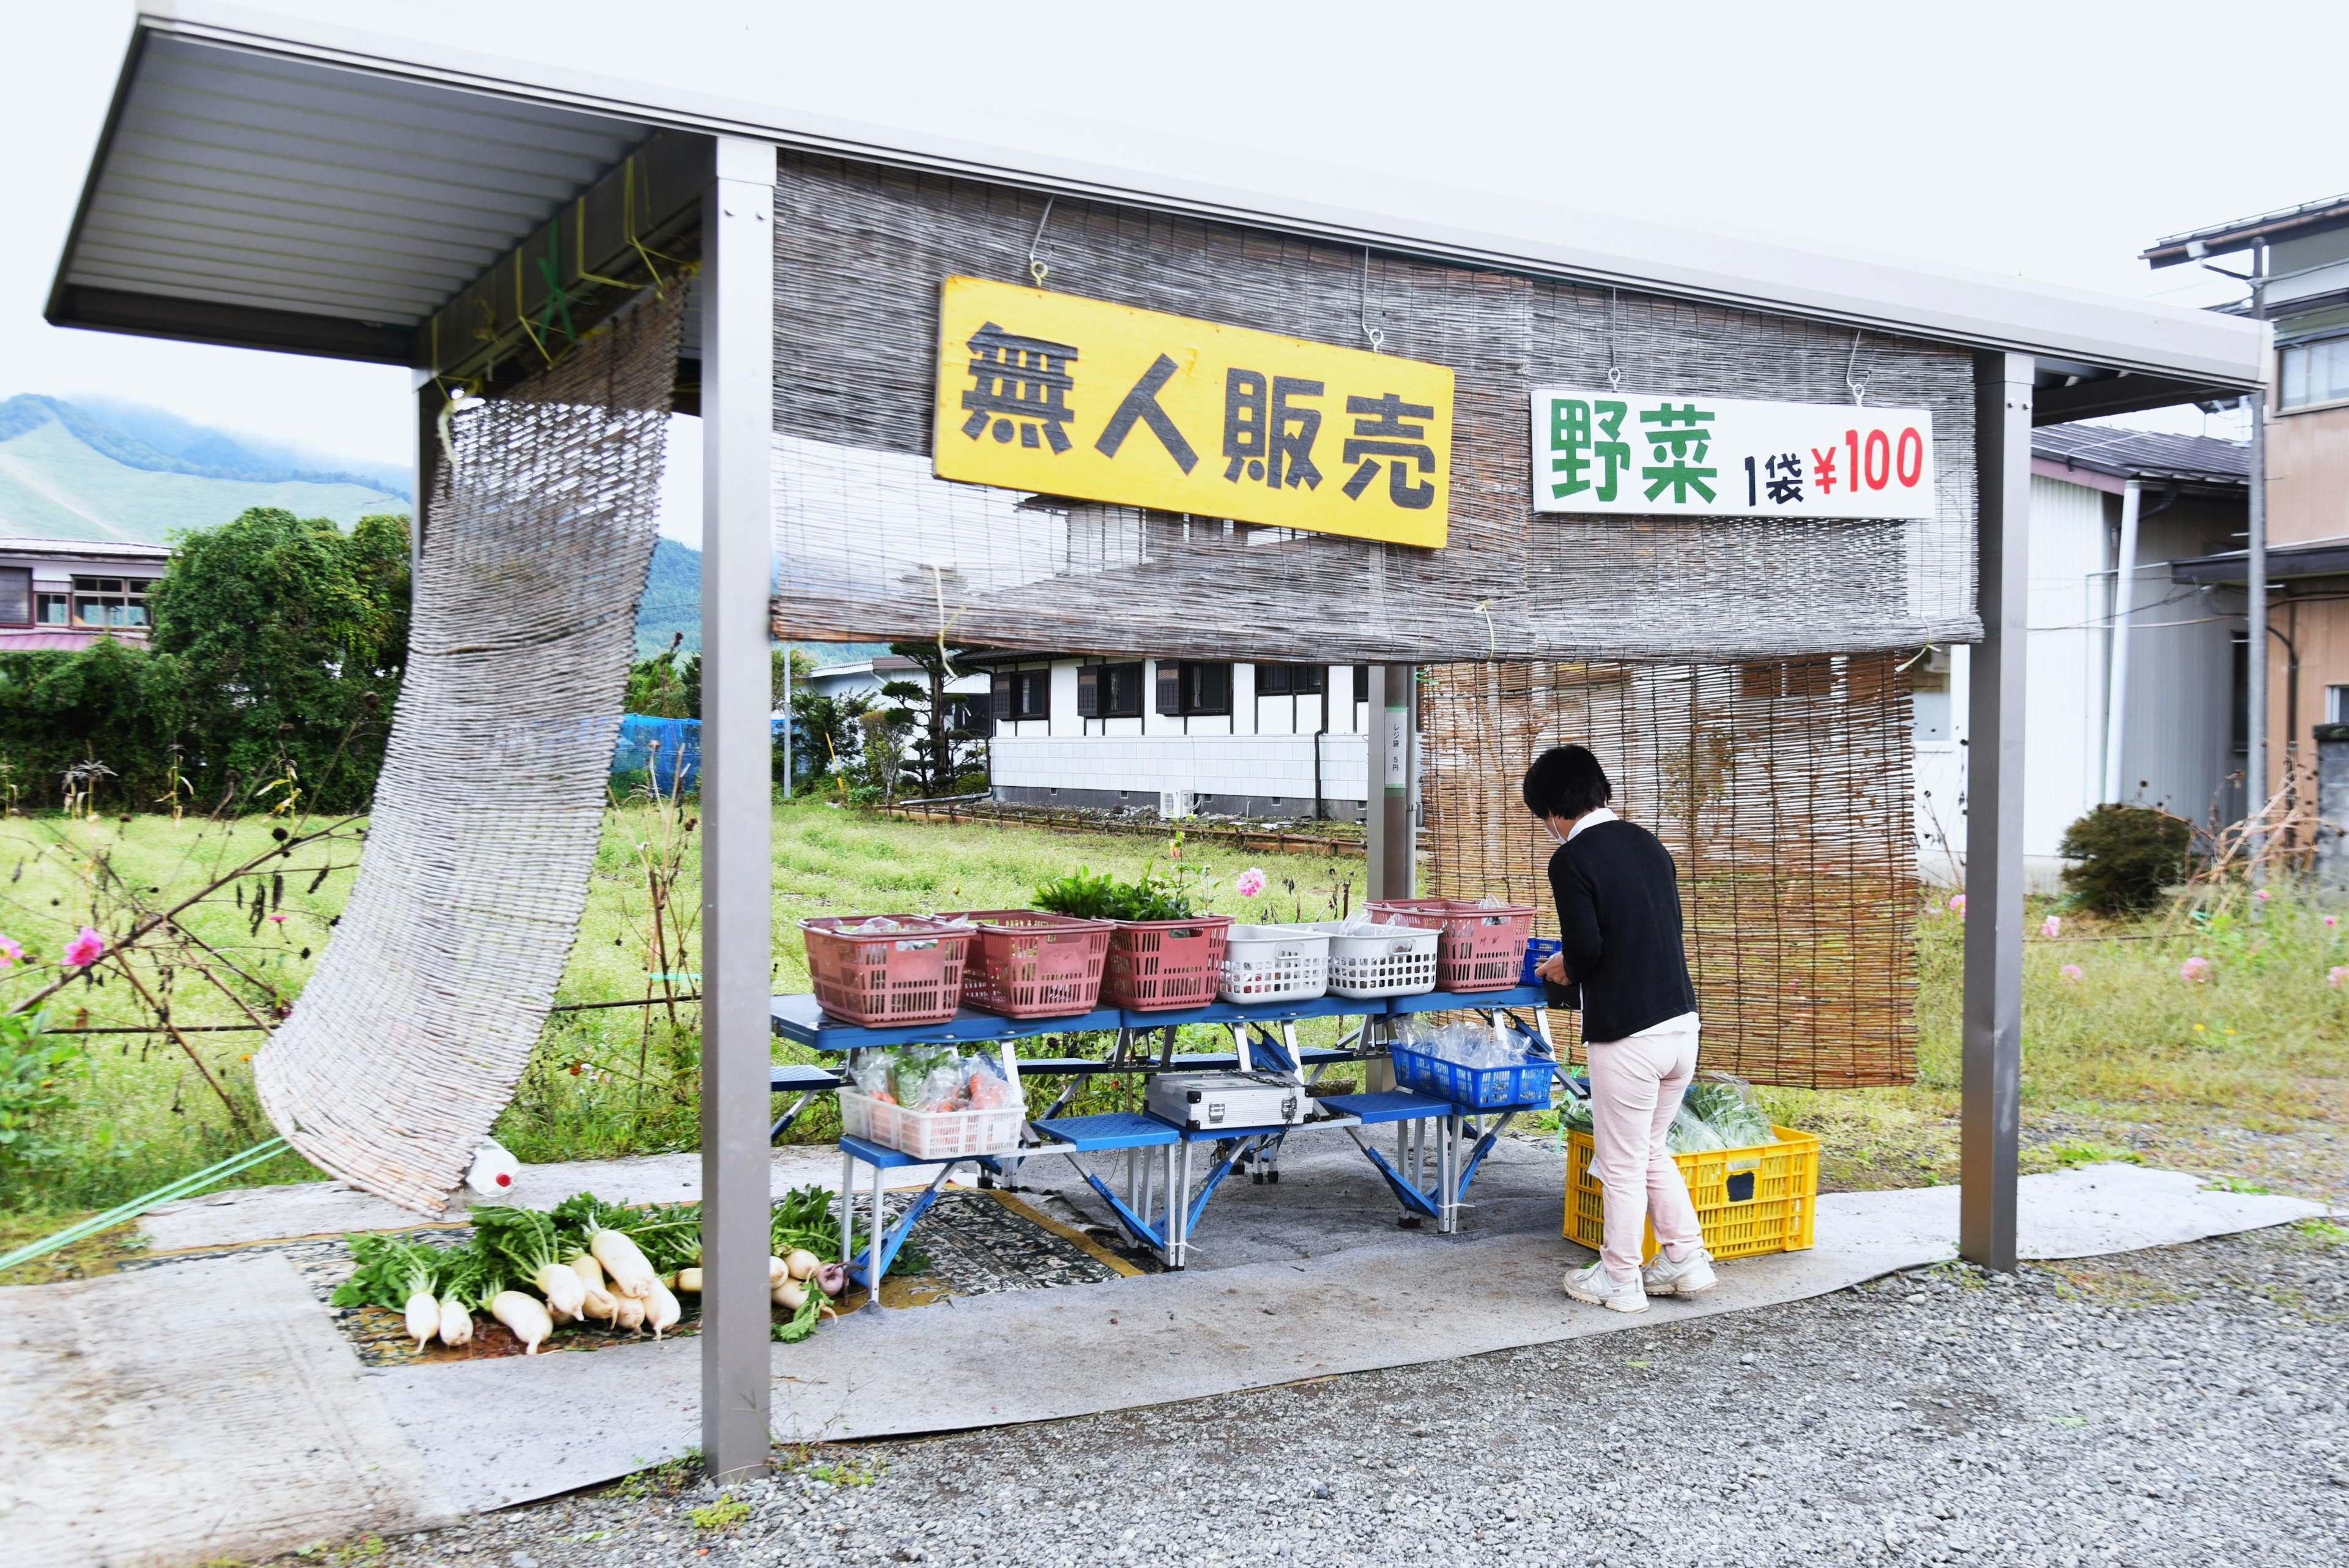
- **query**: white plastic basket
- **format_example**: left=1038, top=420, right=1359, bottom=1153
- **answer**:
left=1305, top=919, right=1440, bottom=998
left=837, top=1089, right=1023, bottom=1161
left=1217, top=923, right=1330, bottom=1003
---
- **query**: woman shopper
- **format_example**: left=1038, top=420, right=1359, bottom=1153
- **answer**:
left=1524, top=745, right=1715, bottom=1313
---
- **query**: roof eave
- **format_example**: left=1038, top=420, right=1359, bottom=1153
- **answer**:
left=101, top=4, right=2263, bottom=394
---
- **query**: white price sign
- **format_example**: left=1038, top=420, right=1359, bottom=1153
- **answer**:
left=1530, top=388, right=1935, bottom=519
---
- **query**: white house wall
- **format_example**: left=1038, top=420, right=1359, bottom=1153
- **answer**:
left=992, top=658, right=1371, bottom=815
left=1924, top=474, right=2243, bottom=891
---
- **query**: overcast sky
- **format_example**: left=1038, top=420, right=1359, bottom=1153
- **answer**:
left=4, top=0, right=2342, bottom=543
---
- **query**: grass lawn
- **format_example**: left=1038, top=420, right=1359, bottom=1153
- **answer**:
left=4, top=800, right=2343, bottom=1283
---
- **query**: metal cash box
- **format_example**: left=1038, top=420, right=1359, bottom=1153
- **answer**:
left=1146, top=1072, right=1308, bottom=1131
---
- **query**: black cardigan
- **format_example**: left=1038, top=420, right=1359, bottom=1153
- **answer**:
left=1544, top=819, right=1698, bottom=1042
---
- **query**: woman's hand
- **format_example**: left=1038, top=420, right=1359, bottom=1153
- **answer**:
left=1534, top=950, right=1568, bottom=986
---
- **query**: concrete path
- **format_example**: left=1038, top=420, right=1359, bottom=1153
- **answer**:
left=2, top=1158, right=2324, bottom=1565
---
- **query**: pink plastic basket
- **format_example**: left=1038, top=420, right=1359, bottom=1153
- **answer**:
left=799, top=915, right=973, bottom=1026
left=1102, top=915, right=1233, bottom=1011
left=941, top=909, right=1114, bottom=1020
left=1367, top=899, right=1536, bottom=992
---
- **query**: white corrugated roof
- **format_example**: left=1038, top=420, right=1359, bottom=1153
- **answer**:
left=46, top=2, right=2266, bottom=399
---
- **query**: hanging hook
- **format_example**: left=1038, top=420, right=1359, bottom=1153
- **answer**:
left=1846, top=328, right=1872, bottom=407
left=1475, top=600, right=1496, bottom=658
left=1360, top=249, right=1386, bottom=354
left=1605, top=288, right=1624, bottom=392
left=1028, top=196, right=1055, bottom=288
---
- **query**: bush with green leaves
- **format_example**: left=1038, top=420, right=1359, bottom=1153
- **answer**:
left=0, top=1013, right=79, bottom=1176
left=2058, top=803, right=2192, bottom=915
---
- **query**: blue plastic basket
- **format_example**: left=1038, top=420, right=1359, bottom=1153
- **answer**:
left=1389, top=1042, right=1556, bottom=1109
left=1520, top=937, right=1562, bottom=986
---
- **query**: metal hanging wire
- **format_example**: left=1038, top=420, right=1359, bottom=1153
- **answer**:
left=1028, top=196, right=1056, bottom=288
left=1846, top=329, right=1874, bottom=407
left=1606, top=288, right=1624, bottom=392
left=1360, top=248, right=1386, bottom=353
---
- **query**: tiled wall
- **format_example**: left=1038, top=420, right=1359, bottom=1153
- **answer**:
left=992, top=732, right=1371, bottom=804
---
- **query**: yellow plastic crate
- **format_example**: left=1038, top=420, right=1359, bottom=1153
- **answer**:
left=1564, top=1124, right=1819, bottom=1263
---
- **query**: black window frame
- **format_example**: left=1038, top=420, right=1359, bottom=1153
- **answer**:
left=0, top=567, right=30, bottom=627
left=990, top=667, right=1052, bottom=723
left=1156, top=660, right=1231, bottom=718
left=1254, top=663, right=1326, bottom=697
left=1078, top=661, right=1145, bottom=719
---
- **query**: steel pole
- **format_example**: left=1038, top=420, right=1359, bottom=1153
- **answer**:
left=2102, top=478, right=2142, bottom=803
left=699, top=135, right=776, bottom=1482
left=1961, top=351, right=2031, bottom=1273
left=2246, top=239, right=2269, bottom=858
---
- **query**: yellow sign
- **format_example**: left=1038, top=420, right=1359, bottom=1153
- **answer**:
left=930, top=277, right=1455, bottom=548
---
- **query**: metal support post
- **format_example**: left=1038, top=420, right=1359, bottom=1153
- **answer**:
left=410, top=371, right=437, bottom=578
left=1363, top=665, right=1414, bottom=1094
left=2246, top=239, right=2270, bottom=858
left=698, top=135, right=777, bottom=1483
left=2102, top=478, right=2141, bottom=803
left=1961, top=351, right=2031, bottom=1273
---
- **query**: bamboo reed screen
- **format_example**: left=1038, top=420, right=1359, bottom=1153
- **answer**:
left=1420, top=656, right=1917, bottom=1088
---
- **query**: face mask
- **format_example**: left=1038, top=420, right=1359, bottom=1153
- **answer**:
left=1541, top=816, right=1568, bottom=847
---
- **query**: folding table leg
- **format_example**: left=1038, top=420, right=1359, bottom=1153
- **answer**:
left=864, top=1159, right=884, bottom=1310
left=836, top=1146, right=855, bottom=1266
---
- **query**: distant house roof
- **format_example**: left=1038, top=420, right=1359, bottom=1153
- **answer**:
left=2173, top=535, right=2349, bottom=586
left=0, top=538, right=173, bottom=563
left=2142, top=193, right=2349, bottom=267
left=2030, top=426, right=2249, bottom=495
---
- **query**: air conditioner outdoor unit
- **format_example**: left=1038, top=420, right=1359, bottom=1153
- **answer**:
left=1159, top=790, right=1193, bottom=819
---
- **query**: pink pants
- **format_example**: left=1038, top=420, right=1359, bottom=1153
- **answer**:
left=1586, top=1028, right=1704, bottom=1280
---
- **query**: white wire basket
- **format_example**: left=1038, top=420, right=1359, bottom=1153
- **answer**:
left=837, top=1089, right=1023, bottom=1161
left=1305, top=919, right=1441, bottom=998
left=1218, top=923, right=1330, bottom=1004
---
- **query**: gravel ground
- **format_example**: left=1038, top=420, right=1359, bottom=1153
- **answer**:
left=276, top=1224, right=2348, bottom=1568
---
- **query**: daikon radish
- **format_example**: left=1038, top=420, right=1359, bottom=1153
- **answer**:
left=645, top=1279, right=681, bottom=1339
left=785, top=1249, right=821, bottom=1281
left=568, top=1254, right=619, bottom=1323
left=472, top=1205, right=588, bottom=1318
left=489, top=1290, right=554, bottom=1354
left=439, top=1296, right=473, bottom=1347
left=591, top=1228, right=659, bottom=1299
left=613, top=1293, right=647, bottom=1332
left=403, top=1290, right=440, bottom=1348
left=674, top=1267, right=703, bottom=1293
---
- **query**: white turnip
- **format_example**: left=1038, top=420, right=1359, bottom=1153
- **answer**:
left=403, top=1290, right=440, bottom=1348
left=768, top=1255, right=788, bottom=1285
left=645, top=1279, right=681, bottom=1339
left=772, top=1277, right=808, bottom=1311
left=784, top=1249, right=822, bottom=1281
left=489, top=1290, right=554, bottom=1353
left=591, top=1229, right=658, bottom=1299
left=674, top=1267, right=703, bottom=1293
left=439, top=1296, right=473, bottom=1347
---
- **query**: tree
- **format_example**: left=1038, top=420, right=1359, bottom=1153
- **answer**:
left=785, top=688, right=870, bottom=793
left=0, top=637, right=185, bottom=812
left=884, top=642, right=985, bottom=798
left=146, top=507, right=410, bottom=812
left=626, top=635, right=697, bottom=718
left=2058, top=803, right=2193, bottom=915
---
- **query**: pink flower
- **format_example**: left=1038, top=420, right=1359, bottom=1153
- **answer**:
left=2041, top=915, right=2061, bottom=939
left=2179, top=956, right=2213, bottom=984
left=1948, top=893, right=1966, bottom=915
left=0, top=935, right=20, bottom=970
left=268, top=913, right=287, bottom=923
left=1234, top=868, right=1267, bottom=898
left=2326, top=916, right=2339, bottom=930
left=2060, top=964, right=2084, bottom=984
left=62, top=926, right=106, bottom=968
left=2331, top=966, right=2348, bottom=990
left=2254, top=888, right=2271, bottom=904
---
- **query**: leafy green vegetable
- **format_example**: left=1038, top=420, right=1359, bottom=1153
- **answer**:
left=1033, top=864, right=1200, bottom=922
left=332, top=1233, right=444, bottom=1309
left=771, top=1280, right=824, bottom=1343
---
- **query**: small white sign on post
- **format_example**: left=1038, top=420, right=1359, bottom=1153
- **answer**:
left=1529, top=388, right=1936, bottom=519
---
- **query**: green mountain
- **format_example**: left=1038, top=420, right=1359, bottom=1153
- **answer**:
left=632, top=538, right=888, bottom=667
left=0, top=395, right=409, bottom=543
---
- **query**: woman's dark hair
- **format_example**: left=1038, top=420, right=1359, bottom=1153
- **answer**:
left=1522, top=745, right=1612, bottom=820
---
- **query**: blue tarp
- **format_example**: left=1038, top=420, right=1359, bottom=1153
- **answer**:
left=610, top=715, right=787, bottom=795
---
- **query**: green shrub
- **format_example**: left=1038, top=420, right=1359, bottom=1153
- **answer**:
left=0, top=1013, right=80, bottom=1177
left=2058, top=803, right=2192, bottom=915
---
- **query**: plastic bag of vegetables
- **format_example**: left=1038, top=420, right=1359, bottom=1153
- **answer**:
left=1664, top=1102, right=1726, bottom=1154
left=1681, top=1074, right=1776, bottom=1148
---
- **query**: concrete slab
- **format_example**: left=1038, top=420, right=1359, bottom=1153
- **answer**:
left=365, top=1161, right=2325, bottom=1495
left=141, top=1146, right=957, bottom=1252
left=0, top=1251, right=459, bottom=1567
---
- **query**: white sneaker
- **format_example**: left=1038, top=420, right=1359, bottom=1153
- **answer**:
left=1641, top=1244, right=1718, bottom=1296
left=1562, top=1260, right=1649, bottom=1313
